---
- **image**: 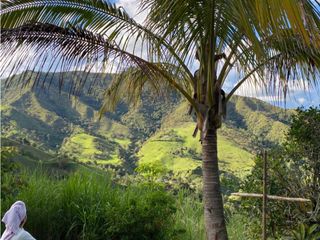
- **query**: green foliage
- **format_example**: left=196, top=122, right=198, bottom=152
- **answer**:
left=138, top=121, right=254, bottom=177
left=136, top=161, right=168, bottom=181
left=61, top=132, right=122, bottom=165
left=220, top=172, right=241, bottom=196
left=1, top=146, right=19, bottom=171
left=173, top=190, right=254, bottom=240
left=232, top=96, right=290, bottom=147
left=0, top=137, right=86, bottom=176
left=235, top=106, right=320, bottom=238
left=289, top=107, right=320, bottom=148
left=121, top=93, right=180, bottom=140
left=237, top=153, right=297, bottom=238
left=1, top=172, right=179, bottom=240
left=136, top=96, right=291, bottom=181
left=291, top=224, right=320, bottom=240
left=1, top=146, right=28, bottom=200
left=1, top=0, right=320, bottom=238
left=2, top=72, right=292, bottom=176
left=285, top=106, right=320, bottom=210
left=226, top=214, right=251, bottom=240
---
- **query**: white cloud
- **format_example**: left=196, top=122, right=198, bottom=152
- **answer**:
left=116, top=0, right=148, bottom=24
left=297, top=97, right=306, bottom=104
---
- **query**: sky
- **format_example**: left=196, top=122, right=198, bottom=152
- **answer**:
left=1, top=0, right=319, bottom=109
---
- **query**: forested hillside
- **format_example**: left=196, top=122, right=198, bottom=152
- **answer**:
left=1, top=72, right=292, bottom=176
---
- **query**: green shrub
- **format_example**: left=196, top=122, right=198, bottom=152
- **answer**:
left=291, top=224, right=320, bottom=240
left=1, top=172, right=178, bottom=240
left=1, top=147, right=28, bottom=200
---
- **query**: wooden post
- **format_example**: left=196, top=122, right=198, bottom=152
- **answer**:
left=262, top=150, right=267, bottom=240
left=231, top=150, right=311, bottom=238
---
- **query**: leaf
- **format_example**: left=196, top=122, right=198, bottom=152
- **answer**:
left=308, top=224, right=319, bottom=235
left=301, top=224, right=306, bottom=240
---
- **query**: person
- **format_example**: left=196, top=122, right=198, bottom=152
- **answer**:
left=1, top=201, right=35, bottom=240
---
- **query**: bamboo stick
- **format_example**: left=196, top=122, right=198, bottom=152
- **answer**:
left=231, top=193, right=311, bottom=202
left=262, top=150, right=267, bottom=240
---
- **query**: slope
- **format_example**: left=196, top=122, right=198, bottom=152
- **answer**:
left=1, top=71, right=292, bottom=176
left=137, top=98, right=291, bottom=177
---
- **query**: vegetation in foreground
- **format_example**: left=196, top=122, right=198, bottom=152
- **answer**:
left=1, top=170, right=179, bottom=240
left=233, top=106, right=320, bottom=239
left=0, top=157, right=252, bottom=240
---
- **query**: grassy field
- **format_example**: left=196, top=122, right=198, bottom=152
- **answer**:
left=138, top=122, right=254, bottom=177
left=93, top=119, right=132, bottom=150
left=60, top=133, right=122, bottom=165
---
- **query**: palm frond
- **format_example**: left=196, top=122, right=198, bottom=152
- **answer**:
left=226, top=32, right=320, bottom=102
left=99, top=63, right=191, bottom=114
left=1, top=22, right=195, bottom=112
left=1, top=0, right=320, bottom=117
left=1, top=0, right=133, bottom=33
left=143, top=0, right=320, bottom=64
left=0, top=0, right=194, bottom=82
left=265, top=34, right=320, bottom=99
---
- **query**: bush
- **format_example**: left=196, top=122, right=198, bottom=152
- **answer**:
left=1, top=172, right=178, bottom=240
left=1, top=147, right=28, bottom=200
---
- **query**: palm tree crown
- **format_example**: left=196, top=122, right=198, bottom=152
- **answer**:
left=1, top=0, right=319, bottom=114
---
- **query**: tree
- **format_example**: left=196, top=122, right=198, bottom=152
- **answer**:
left=239, top=107, right=320, bottom=238
left=285, top=106, right=320, bottom=218
left=239, top=150, right=303, bottom=238
left=1, top=1, right=320, bottom=239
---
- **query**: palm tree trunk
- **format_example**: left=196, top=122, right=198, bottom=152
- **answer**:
left=202, top=127, right=228, bottom=240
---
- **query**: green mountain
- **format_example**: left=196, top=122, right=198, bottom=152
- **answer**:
left=1, top=71, right=292, bottom=177
left=137, top=97, right=291, bottom=177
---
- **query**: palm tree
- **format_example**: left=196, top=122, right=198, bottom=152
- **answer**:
left=1, top=0, right=320, bottom=239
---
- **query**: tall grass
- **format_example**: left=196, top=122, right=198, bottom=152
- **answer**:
left=174, top=190, right=205, bottom=240
left=1, top=169, right=251, bottom=239
left=226, top=214, right=249, bottom=240
left=173, top=190, right=249, bottom=240
left=1, top=171, right=178, bottom=240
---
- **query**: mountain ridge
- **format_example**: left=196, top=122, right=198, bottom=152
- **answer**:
left=1, top=71, right=293, bottom=176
